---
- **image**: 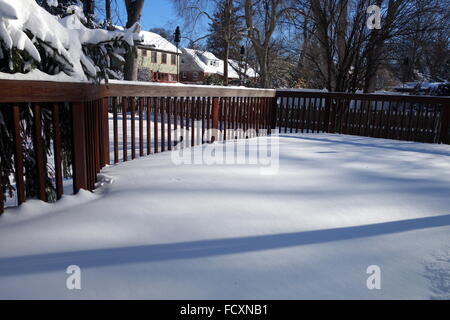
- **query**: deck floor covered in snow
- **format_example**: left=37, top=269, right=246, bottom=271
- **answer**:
left=1, top=134, right=450, bottom=299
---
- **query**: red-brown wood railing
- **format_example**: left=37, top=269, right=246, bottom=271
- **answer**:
left=275, top=90, right=450, bottom=144
left=0, top=80, right=275, bottom=214
left=1, top=80, right=449, bottom=215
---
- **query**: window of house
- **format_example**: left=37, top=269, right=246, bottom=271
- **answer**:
left=193, top=72, right=198, bottom=81
left=162, top=53, right=167, bottom=64
left=142, top=49, right=147, bottom=56
left=171, top=54, right=176, bottom=65
left=182, top=72, right=187, bottom=79
left=151, top=51, right=157, bottom=63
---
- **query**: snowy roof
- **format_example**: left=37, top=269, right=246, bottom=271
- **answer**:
left=229, top=59, right=259, bottom=78
left=181, top=49, right=257, bottom=79
left=139, top=31, right=180, bottom=53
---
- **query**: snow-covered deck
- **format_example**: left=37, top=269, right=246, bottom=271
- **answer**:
left=0, top=134, right=450, bottom=299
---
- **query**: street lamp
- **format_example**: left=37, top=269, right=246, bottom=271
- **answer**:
left=174, top=26, right=181, bottom=82
left=240, top=45, right=245, bottom=86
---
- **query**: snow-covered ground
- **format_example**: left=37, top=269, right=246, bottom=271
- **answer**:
left=0, top=133, right=450, bottom=299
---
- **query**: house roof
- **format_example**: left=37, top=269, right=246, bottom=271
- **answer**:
left=139, top=31, right=180, bottom=53
left=229, top=59, right=259, bottom=78
left=181, top=48, right=257, bottom=78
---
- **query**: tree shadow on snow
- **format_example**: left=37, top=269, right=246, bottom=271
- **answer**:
left=281, top=135, right=450, bottom=157
left=1, top=214, right=450, bottom=277
left=424, top=248, right=450, bottom=300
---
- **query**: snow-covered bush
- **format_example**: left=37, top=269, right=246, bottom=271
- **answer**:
left=0, top=0, right=142, bottom=204
left=0, top=0, right=141, bottom=82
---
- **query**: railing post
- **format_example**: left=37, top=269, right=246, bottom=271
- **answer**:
left=72, top=101, right=88, bottom=193
left=440, top=104, right=450, bottom=144
left=0, top=179, right=3, bottom=215
left=323, top=96, right=332, bottom=133
left=211, top=97, right=219, bottom=142
left=33, top=104, right=47, bottom=202
left=102, top=97, right=110, bottom=166
left=270, top=96, right=278, bottom=134
left=12, top=104, right=25, bottom=205
left=52, top=103, right=63, bottom=200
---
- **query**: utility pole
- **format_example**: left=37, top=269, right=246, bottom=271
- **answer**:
left=174, top=26, right=181, bottom=82
left=240, top=45, right=245, bottom=86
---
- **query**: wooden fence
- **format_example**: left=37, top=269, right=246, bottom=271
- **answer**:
left=275, top=90, right=450, bottom=144
left=1, top=80, right=450, bottom=215
left=0, top=80, right=275, bottom=214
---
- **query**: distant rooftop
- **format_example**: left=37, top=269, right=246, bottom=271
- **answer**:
left=139, top=31, right=181, bottom=53
left=182, top=48, right=258, bottom=78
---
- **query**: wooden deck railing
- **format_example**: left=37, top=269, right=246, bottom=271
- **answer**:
left=1, top=80, right=450, bottom=214
left=0, top=80, right=276, bottom=214
left=275, top=90, right=450, bottom=144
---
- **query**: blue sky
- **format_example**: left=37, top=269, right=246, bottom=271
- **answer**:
left=97, top=0, right=211, bottom=46
left=106, top=0, right=180, bottom=31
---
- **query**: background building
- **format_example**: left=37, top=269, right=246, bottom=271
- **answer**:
left=180, top=48, right=258, bottom=85
left=137, top=31, right=180, bottom=82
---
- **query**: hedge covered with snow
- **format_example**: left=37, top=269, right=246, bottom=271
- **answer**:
left=0, top=0, right=140, bottom=82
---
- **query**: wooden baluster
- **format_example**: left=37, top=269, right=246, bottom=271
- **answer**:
left=161, top=97, right=166, bottom=152
left=407, top=102, right=414, bottom=141
left=113, top=97, right=119, bottom=163
left=146, top=97, right=152, bottom=155
left=154, top=97, right=159, bottom=153
left=103, top=98, right=110, bottom=166
left=191, top=97, right=195, bottom=147
left=84, top=102, right=91, bottom=190
left=385, top=101, right=392, bottom=139
left=94, top=101, right=100, bottom=180
left=122, top=97, right=128, bottom=161
left=211, top=97, right=219, bottom=143
left=223, top=97, right=228, bottom=141
left=52, top=103, right=63, bottom=200
left=173, top=97, right=178, bottom=148
left=0, top=181, right=3, bottom=215
left=130, top=97, right=136, bottom=159
left=377, top=101, right=384, bottom=138
left=12, top=104, right=25, bottom=205
left=242, top=97, right=247, bottom=137
left=139, top=97, right=144, bottom=156
left=219, top=97, right=223, bottom=137
left=167, top=97, right=172, bottom=151
left=33, top=104, right=47, bottom=202
left=430, top=104, right=439, bottom=143
left=180, top=97, right=184, bottom=130
left=440, top=104, right=450, bottom=144
left=206, top=97, right=211, bottom=141
left=186, top=97, right=190, bottom=132
left=202, top=97, right=206, bottom=144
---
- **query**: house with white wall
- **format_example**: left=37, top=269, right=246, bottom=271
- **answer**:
left=180, top=48, right=258, bottom=85
left=137, top=31, right=181, bottom=82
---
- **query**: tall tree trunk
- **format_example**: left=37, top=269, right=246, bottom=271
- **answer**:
left=244, top=0, right=280, bottom=88
left=311, top=0, right=333, bottom=91
left=223, top=0, right=233, bottom=86
left=363, top=0, right=396, bottom=92
left=105, top=0, right=111, bottom=28
left=223, top=40, right=230, bottom=86
left=84, top=0, right=95, bottom=16
left=83, top=0, right=95, bottom=26
left=124, top=0, right=144, bottom=81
